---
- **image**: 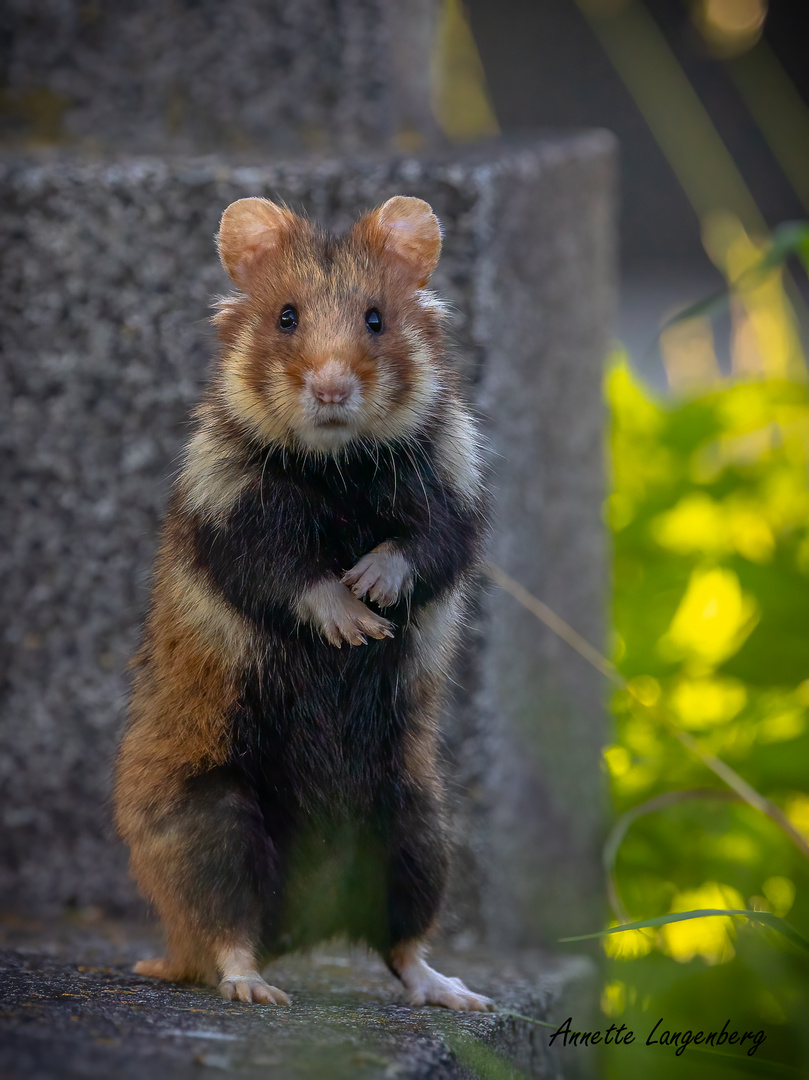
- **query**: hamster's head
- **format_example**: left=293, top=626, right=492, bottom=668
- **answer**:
left=214, top=195, right=447, bottom=455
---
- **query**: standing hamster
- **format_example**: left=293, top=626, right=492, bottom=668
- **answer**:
left=114, top=195, right=492, bottom=1010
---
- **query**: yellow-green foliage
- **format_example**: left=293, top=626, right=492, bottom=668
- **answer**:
left=604, top=224, right=809, bottom=1076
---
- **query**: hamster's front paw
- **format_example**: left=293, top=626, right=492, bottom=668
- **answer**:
left=342, top=542, right=413, bottom=608
left=297, top=579, right=394, bottom=646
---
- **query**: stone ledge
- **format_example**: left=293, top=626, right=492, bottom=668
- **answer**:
left=0, top=918, right=597, bottom=1079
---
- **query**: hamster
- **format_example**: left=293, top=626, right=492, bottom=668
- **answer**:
left=114, top=195, right=492, bottom=1011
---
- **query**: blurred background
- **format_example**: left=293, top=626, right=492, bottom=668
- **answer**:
left=4, top=1, right=809, bottom=1077
left=456, top=0, right=809, bottom=388
left=457, top=1, right=809, bottom=1077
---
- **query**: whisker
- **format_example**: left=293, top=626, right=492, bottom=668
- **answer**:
left=387, top=445, right=398, bottom=508
left=401, top=440, right=432, bottom=530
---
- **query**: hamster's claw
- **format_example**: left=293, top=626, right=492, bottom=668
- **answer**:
left=322, top=607, right=394, bottom=647
left=297, top=579, right=394, bottom=646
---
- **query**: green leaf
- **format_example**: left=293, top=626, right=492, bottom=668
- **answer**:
left=768, top=220, right=809, bottom=275
left=655, top=220, right=809, bottom=338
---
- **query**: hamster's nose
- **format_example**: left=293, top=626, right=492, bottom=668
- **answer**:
left=309, top=365, right=355, bottom=405
left=313, top=382, right=351, bottom=404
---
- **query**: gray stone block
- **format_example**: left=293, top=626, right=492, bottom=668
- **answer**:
left=0, top=135, right=616, bottom=952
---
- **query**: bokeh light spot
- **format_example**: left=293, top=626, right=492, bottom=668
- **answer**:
left=662, top=882, right=745, bottom=964
left=670, top=676, right=747, bottom=730
left=694, top=0, right=768, bottom=59
left=603, top=924, right=656, bottom=960
left=659, top=567, right=759, bottom=667
left=762, top=876, right=796, bottom=918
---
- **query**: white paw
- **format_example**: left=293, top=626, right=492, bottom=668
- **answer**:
left=218, top=971, right=290, bottom=1005
left=400, top=960, right=494, bottom=1012
left=296, top=579, right=394, bottom=647
left=342, top=543, right=412, bottom=608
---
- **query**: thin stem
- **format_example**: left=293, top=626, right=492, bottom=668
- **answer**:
left=486, top=563, right=809, bottom=869
left=604, top=789, right=739, bottom=923
left=485, top=563, right=621, bottom=684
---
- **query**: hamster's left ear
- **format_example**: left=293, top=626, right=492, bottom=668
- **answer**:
left=217, top=197, right=297, bottom=289
left=358, top=196, right=442, bottom=287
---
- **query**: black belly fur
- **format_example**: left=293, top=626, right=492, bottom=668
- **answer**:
left=217, top=622, right=441, bottom=952
left=176, top=433, right=478, bottom=953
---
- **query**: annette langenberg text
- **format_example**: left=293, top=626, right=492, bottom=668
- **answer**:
left=548, top=1016, right=766, bottom=1057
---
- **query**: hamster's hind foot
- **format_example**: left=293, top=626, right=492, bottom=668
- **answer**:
left=218, top=972, right=290, bottom=1005
left=391, top=944, right=494, bottom=1012
left=134, top=957, right=174, bottom=980
left=402, top=963, right=494, bottom=1011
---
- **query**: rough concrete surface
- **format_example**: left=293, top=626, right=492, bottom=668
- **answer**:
left=0, top=917, right=597, bottom=1080
left=0, top=135, right=615, bottom=949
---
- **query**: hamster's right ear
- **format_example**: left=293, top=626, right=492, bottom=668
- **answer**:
left=217, top=198, right=296, bottom=289
left=356, top=196, right=442, bottom=288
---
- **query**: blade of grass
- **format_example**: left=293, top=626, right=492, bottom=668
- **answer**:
left=656, top=715, right=809, bottom=863
left=496, top=1008, right=561, bottom=1032
left=656, top=220, right=809, bottom=337
left=560, top=909, right=809, bottom=954
left=486, top=563, right=619, bottom=682
left=728, top=40, right=809, bottom=219
left=688, top=1046, right=803, bottom=1076
left=575, top=0, right=763, bottom=229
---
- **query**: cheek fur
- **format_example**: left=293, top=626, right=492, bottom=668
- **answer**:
left=368, top=325, right=440, bottom=442
left=219, top=327, right=299, bottom=448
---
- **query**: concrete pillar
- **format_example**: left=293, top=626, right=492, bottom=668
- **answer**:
left=0, top=139, right=615, bottom=947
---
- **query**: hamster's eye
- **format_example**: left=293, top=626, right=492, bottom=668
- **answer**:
left=278, top=305, right=298, bottom=331
left=365, top=308, right=383, bottom=334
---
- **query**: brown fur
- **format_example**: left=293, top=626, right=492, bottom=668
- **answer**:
left=115, top=521, right=252, bottom=984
